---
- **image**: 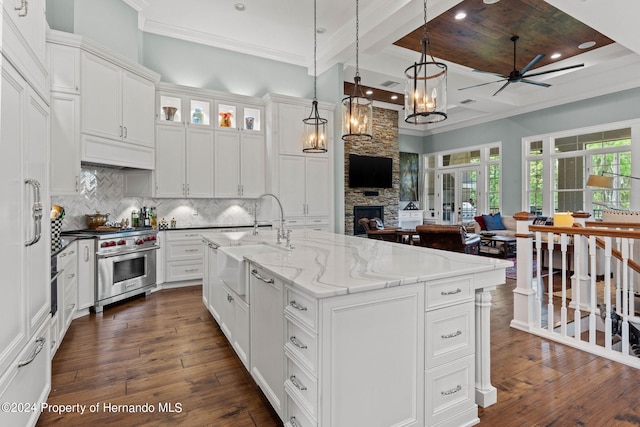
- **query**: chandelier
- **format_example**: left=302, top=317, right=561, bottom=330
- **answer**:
left=341, top=0, right=372, bottom=142
left=303, top=0, right=328, bottom=153
left=404, top=0, right=447, bottom=124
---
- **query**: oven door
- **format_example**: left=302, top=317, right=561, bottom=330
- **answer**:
left=97, top=247, right=158, bottom=302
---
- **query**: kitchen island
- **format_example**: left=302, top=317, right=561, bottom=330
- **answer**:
left=201, top=229, right=511, bottom=427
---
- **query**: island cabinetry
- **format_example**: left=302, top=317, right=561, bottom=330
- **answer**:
left=249, top=264, right=285, bottom=419
left=165, top=231, right=204, bottom=283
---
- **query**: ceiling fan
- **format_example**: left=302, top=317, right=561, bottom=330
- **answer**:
left=458, top=35, right=584, bottom=96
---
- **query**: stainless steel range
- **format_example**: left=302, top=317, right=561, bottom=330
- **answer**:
left=65, top=228, right=159, bottom=313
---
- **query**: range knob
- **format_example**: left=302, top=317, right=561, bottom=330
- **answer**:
left=117, top=239, right=126, bottom=246
left=135, top=239, right=144, bottom=245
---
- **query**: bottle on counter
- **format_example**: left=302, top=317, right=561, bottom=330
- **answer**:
left=170, top=218, right=177, bottom=229
left=142, top=206, right=151, bottom=227
left=150, top=207, right=157, bottom=229
left=131, top=210, right=139, bottom=228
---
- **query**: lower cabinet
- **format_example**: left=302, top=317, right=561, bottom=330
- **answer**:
left=53, top=242, right=78, bottom=356
left=76, top=239, right=95, bottom=314
left=165, top=231, right=205, bottom=283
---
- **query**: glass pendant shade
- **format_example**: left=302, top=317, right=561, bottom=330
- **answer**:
left=303, top=100, right=328, bottom=153
left=342, top=77, right=373, bottom=142
left=404, top=43, right=448, bottom=124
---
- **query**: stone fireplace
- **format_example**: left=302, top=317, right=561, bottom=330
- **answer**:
left=344, top=107, right=399, bottom=235
left=353, top=206, right=384, bottom=235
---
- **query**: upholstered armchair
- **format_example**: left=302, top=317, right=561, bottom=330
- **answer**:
left=358, top=218, right=399, bottom=242
left=415, top=224, right=481, bottom=255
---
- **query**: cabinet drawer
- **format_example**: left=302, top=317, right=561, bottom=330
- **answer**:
left=425, top=355, right=475, bottom=426
left=166, top=260, right=204, bottom=282
left=0, top=321, right=50, bottom=427
left=285, top=393, right=317, bottom=427
left=285, top=356, right=318, bottom=419
left=285, top=317, right=318, bottom=375
left=166, top=241, right=204, bottom=261
left=58, top=244, right=77, bottom=269
left=305, top=217, right=328, bottom=226
left=285, top=218, right=305, bottom=228
left=425, top=302, right=474, bottom=368
left=166, top=231, right=205, bottom=241
left=425, top=277, right=473, bottom=310
left=285, top=286, right=318, bottom=332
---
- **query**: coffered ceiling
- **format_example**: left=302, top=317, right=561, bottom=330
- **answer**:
left=123, top=0, right=640, bottom=135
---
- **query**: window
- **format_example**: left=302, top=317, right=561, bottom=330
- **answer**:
left=524, top=124, right=634, bottom=219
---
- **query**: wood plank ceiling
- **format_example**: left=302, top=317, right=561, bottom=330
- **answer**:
left=351, top=0, right=614, bottom=106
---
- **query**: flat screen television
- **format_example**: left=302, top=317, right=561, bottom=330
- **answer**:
left=348, top=154, right=393, bottom=188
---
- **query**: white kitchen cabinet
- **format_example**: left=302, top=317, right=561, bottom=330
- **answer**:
left=279, top=155, right=330, bottom=230
left=158, top=91, right=212, bottom=126
left=214, top=130, right=265, bottom=198
left=277, top=102, right=331, bottom=158
left=48, top=42, right=80, bottom=94
left=53, top=242, right=78, bottom=356
left=50, top=93, right=81, bottom=195
left=164, top=231, right=205, bottom=283
left=155, top=124, right=214, bottom=198
left=249, top=264, right=285, bottom=419
left=81, top=52, right=156, bottom=147
left=215, top=101, right=263, bottom=133
left=76, top=239, right=95, bottom=314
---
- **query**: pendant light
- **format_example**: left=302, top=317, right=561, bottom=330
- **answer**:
left=404, top=0, right=447, bottom=124
left=303, top=0, right=328, bottom=153
left=341, top=0, right=373, bottom=142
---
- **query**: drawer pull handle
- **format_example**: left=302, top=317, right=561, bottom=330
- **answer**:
left=441, top=288, right=462, bottom=296
left=441, top=330, right=462, bottom=339
left=289, top=417, right=300, bottom=427
left=185, top=248, right=199, bottom=252
left=251, top=269, right=274, bottom=284
left=289, top=336, right=307, bottom=349
left=290, top=300, right=307, bottom=311
left=18, top=337, right=46, bottom=368
left=289, top=375, right=307, bottom=391
left=185, top=268, right=199, bottom=273
left=441, top=385, right=462, bottom=396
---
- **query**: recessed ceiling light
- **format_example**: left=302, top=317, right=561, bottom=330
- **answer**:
left=234, top=3, right=246, bottom=11
left=550, top=52, right=562, bottom=59
left=365, top=90, right=373, bottom=95
left=483, top=0, right=500, bottom=4
left=578, top=41, right=596, bottom=49
left=455, top=11, right=466, bottom=20
left=316, top=27, right=326, bottom=34
left=390, top=95, right=398, bottom=100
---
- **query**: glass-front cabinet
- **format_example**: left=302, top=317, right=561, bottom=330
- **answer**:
left=215, top=101, right=263, bottom=133
left=158, top=93, right=212, bottom=127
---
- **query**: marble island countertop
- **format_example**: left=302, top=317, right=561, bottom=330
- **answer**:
left=202, top=229, right=512, bottom=298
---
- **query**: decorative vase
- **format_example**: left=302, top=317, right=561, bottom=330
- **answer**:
left=162, top=106, right=177, bottom=121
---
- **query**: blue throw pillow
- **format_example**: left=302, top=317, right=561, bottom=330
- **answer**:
left=482, top=213, right=506, bottom=231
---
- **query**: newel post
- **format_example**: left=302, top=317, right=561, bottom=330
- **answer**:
left=510, top=212, right=536, bottom=331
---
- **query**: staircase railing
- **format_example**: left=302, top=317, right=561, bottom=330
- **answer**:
left=512, top=212, right=640, bottom=369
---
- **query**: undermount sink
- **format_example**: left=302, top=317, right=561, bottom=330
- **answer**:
left=217, top=245, right=282, bottom=295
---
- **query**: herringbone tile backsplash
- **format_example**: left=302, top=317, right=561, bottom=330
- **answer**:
left=52, top=166, right=255, bottom=231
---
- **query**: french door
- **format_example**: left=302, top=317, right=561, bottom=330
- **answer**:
left=440, top=167, right=480, bottom=224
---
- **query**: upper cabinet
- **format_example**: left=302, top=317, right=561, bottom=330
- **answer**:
left=47, top=31, right=160, bottom=178
left=158, top=93, right=212, bottom=127
left=81, top=52, right=156, bottom=148
left=215, top=101, right=263, bottom=134
left=2, top=0, right=47, bottom=99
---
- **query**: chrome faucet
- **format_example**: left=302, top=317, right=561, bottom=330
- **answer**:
left=253, top=193, right=287, bottom=243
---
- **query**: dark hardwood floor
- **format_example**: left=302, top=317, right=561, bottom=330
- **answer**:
left=37, top=281, right=640, bottom=427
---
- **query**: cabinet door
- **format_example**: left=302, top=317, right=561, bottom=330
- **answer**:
left=122, top=71, right=155, bottom=147
left=240, top=132, right=265, bottom=198
left=277, top=103, right=305, bottom=155
left=5, top=0, right=46, bottom=64
left=186, top=127, right=214, bottom=198
left=50, top=93, right=80, bottom=195
left=0, top=63, right=28, bottom=375
left=77, top=240, right=95, bottom=311
left=214, top=131, right=240, bottom=198
left=25, top=88, right=50, bottom=333
left=233, top=295, right=250, bottom=369
left=48, top=43, right=80, bottom=94
left=155, top=125, right=186, bottom=197
left=279, top=155, right=306, bottom=218
left=208, top=247, right=225, bottom=323
left=81, top=53, right=121, bottom=140
left=250, top=266, right=285, bottom=417
left=305, top=157, right=330, bottom=217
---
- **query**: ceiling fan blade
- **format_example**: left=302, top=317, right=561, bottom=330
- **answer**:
left=520, top=54, right=545, bottom=75
left=523, top=63, right=585, bottom=78
left=521, top=78, right=551, bottom=88
left=492, top=81, right=511, bottom=96
left=458, top=79, right=508, bottom=91
left=472, top=69, right=507, bottom=78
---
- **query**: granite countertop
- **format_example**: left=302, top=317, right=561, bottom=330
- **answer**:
left=202, top=229, right=512, bottom=298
